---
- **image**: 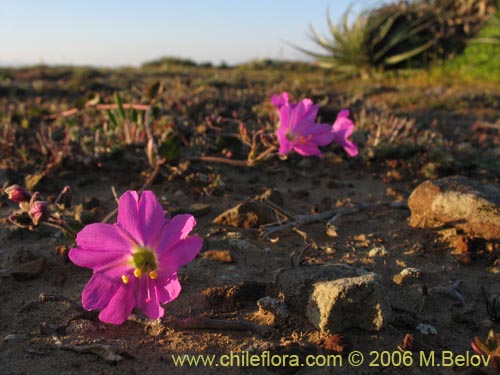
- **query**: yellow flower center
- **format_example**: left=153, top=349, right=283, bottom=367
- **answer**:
left=121, top=246, right=159, bottom=284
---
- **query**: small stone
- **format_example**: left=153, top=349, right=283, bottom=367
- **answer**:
left=408, top=175, right=500, bottom=240
left=257, top=296, right=289, bottom=323
left=188, top=203, right=211, bottom=217
left=368, top=245, right=389, bottom=257
left=275, top=263, right=391, bottom=332
left=416, top=323, right=437, bottom=335
left=201, top=250, right=233, bottom=263
left=3, top=333, right=28, bottom=343
left=326, top=224, right=338, bottom=237
left=10, top=258, right=46, bottom=281
left=393, top=267, right=422, bottom=286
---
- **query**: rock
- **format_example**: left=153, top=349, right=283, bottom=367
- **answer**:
left=368, top=245, right=389, bottom=257
left=201, top=250, right=233, bottom=263
left=393, top=267, right=422, bottom=286
left=10, top=258, right=46, bottom=280
left=187, top=203, right=211, bottom=217
left=213, top=188, right=286, bottom=228
left=275, top=263, right=391, bottom=332
left=416, top=323, right=437, bottom=335
left=408, top=175, right=500, bottom=240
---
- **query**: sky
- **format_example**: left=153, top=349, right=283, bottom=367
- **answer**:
left=0, top=0, right=375, bottom=67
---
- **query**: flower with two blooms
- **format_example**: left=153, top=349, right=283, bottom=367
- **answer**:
left=271, top=91, right=358, bottom=158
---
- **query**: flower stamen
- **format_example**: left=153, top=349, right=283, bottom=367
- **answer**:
left=121, top=274, right=129, bottom=284
left=149, top=271, right=158, bottom=280
left=133, top=268, right=142, bottom=278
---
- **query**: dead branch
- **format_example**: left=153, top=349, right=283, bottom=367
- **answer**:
left=259, top=201, right=408, bottom=239
left=52, top=336, right=129, bottom=362
left=187, top=156, right=250, bottom=167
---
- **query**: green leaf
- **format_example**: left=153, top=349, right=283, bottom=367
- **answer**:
left=106, top=110, right=118, bottom=129
left=115, top=92, right=126, bottom=120
left=146, top=80, right=161, bottom=101
left=158, top=135, right=181, bottom=161
left=384, top=38, right=437, bottom=66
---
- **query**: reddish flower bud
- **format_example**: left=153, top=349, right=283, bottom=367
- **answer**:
left=29, top=201, right=49, bottom=226
left=4, top=185, right=31, bottom=203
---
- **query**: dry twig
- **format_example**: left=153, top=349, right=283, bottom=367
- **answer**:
left=259, top=201, right=407, bottom=239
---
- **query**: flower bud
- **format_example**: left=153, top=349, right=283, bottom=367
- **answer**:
left=55, top=186, right=72, bottom=210
left=4, top=185, right=31, bottom=203
left=29, top=201, right=49, bottom=226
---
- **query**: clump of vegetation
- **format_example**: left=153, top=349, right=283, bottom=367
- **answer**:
left=437, top=7, right=500, bottom=82
left=142, top=56, right=199, bottom=70
left=302, top=0, right=498, bottom=77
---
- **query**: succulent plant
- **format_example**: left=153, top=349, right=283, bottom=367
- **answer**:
left=471, top=329, right=500, bottom=370
left=301, top=0, right=498, bottom=76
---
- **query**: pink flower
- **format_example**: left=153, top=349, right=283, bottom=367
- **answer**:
left=272, top=92, right=334, bottom=158
left=4, top=184, right=31, bottom=203
left=69, top=190, right=202, bottom=324
left=331, top=109, right=358, bottom=157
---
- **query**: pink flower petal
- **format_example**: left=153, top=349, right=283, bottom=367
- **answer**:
left=277, top=105, right=292, bottom=133
left=276, top=129, right=293, bottom=155
left=69, top=248, right=130, bottom=271
left=137, top=278, right=164, bottom=320
left=305, top=124, right=335, bottom=146
left=271, top=92, right=289, bottom=109
left=138, top=190, right=166, bottom=247
left=82, top=272, right=121, bottom=310
left=292, top=143, right=323, bottom=157
left=69, top=224, right=132, bottom=270
left=156, top=273, right=182, bottom=304
left=98, top=282, right=136, bottom=324
left=337, top=109, right=350, bottom=118
left=332, top=116, right=355, bottom=138
left=117, top=191, right=143, bottom=245
left=156, top=214, right=198, bottom=257
left=332, top=112, right=358, bottom=157
left=289, top=99, right=318, bottom=133
left=340, top=140, right=359, bottom=157
left=73, top=223, right=132, bottom=252
left=158, top=236, right=203, bottom=273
